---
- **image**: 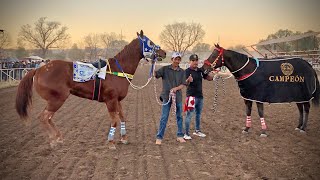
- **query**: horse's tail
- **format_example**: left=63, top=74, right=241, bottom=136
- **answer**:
left=15, top=69, right=37, bottom=120
left=312, top=72, right=320, bottom=107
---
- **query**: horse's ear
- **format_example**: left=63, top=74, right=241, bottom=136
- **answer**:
left=214, top=43, right=217, bottom=47
left=216, top=44, right=220, bottom=48
left=140, top=30, right=144, bottom=37
left=137, top=32, right=140, bottom=36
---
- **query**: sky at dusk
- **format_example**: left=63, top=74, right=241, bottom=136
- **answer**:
left=1, top=0, right=319, bottom=49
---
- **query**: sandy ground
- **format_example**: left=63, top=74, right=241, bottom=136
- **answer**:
left=0, top=65, right=319, bottom=179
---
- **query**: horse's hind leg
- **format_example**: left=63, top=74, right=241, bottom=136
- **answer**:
left=242, top=100, right=252, bottom=133
left=300, top=102, right=310, bottom=133
left=118, top=102, right=128, bottom=144
left=40, top=99, right=66, bottom=147
left=39, top=109, right=56, bottom=146
left=295, top=103, right=304, bottom=131
left=257, top=102, right=267, bottom=137
left=48, top=117, right=63, bottom=143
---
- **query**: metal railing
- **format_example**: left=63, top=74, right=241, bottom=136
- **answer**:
left=0, top=68, right=35, bottom=82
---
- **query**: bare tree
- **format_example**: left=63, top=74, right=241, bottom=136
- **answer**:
left=84, top=33, right=102, bottom=61
left=227, top=44, right=249, bottom=53
left=159, top=22, right=205, bottom=56
left=18, top=17, right=70, bottom=58
left=192, top=43, right=211, bottom=53
left=68, top=43, right=85, bottom=61
left=101, top=32, right=119, bottom=49
left=0, top=30, right=11, bottom=49
left=0, top=30, right=11, bottom=59
left=15, top=47, right=29, bottom=59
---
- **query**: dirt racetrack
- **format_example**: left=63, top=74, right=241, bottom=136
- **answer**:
left=0, top=65, right=319, bottom=180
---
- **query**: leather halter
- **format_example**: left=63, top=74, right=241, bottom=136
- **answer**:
left=203, top=47, right=259, bottom=81
left=204, top=48, right=224, bottom=69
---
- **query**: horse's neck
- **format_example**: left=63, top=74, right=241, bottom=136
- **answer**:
left=225, top=52, right=256, bottom=77
left=113, top=39, right=143, bottom=75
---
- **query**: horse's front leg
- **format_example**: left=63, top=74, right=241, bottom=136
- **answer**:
left=118, top=102, right=128, bottom=144
left=300, top=102, right=310, bottom=133
left=242, top=100, right=252, bottom=133
left=256, top=102, right=267, bottom=137
left=295, top=103, right=304, bottom=131
left=106, top=100, right=120, bottom=150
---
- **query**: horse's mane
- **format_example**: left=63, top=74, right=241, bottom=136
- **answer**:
left=227, top=49, right=248, bottom=60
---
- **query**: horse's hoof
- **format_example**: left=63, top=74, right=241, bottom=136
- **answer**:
left=242, top=130, right=249, bottom=134
left=108, top=142, right=116, bottom=150
left=50, top=141, right=57, bottom=148
left=121, top=139, right=129, bottom=145
left=260, top=133, right=268, bottom=137
left=299, top=130, right=306, bottom=133
left=295, top=128, right=301, bottom=131
left=56, top=137, right=64, bottom=144
left=109, top=145, right=116, bottom=150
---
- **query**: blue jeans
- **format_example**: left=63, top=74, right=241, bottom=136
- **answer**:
left=156, top=101, right=184, bottom=140
left=185, top=97, right=204, bottom=136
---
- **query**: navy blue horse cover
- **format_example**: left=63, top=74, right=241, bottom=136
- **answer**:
left=237, top=57, right=317, bottom=103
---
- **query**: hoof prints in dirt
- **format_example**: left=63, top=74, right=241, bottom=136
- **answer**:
left=0, top=65, right=319, bottom=179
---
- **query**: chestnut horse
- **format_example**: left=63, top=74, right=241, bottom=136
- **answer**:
left=15, top=30, right=166, bottom=149
left=202, top=44, right=319, bottom=137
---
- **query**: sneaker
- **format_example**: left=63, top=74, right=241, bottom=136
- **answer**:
left=193, top=131, right=206, bottom=137
left=155, top=139, right=162, bottom=145
left=176, top=137, right=186, bottom=143
left=183, top=134, right=192, bottom=140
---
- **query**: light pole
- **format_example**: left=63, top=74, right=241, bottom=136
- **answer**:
left=0, top=30, right=4, bottom=61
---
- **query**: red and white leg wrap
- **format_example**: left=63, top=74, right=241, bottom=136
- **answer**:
left=246, top=116, right=252, bottom=127
left=260, top=118, right=267, bottom=130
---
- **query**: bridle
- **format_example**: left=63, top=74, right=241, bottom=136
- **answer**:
left=114, top=34, right=163, bottom=90
left=204, top=47, right=225, bottom=70
left=203, top=46, right=260, bottom=81
left=138, top=35, right=161, bottom=62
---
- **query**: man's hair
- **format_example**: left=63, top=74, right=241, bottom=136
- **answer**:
left=189, top=54, right=198, bottom=61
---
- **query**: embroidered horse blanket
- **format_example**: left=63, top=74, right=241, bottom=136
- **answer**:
left=73, top=61, right=107, bottom=82
left=237, top=58, right=317, bottom=103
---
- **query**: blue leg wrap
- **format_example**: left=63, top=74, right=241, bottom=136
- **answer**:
left=120, top=122, right=126, bottom=136
left=108, top=127, right=116, bottom=141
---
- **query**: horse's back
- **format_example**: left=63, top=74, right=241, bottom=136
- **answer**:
left=34, top=60, right=73, bottom=99
left=238, top=57, right=317, bottom=103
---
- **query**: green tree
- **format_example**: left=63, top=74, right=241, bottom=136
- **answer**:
left=257, top=29, right=319, bottom=51
left=294, top=30, right=319, bottom=50
left=257, top=29, right=294, bottom=51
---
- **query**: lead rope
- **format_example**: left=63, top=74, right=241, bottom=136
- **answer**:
left=221, top=76, right=226, bottom=96
left=211, top=76, right=220, bottom=113
left=152, top=62, right=176, bottom=116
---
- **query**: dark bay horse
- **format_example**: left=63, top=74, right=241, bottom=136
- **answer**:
left=202, top=44, right=319, bottom=137
left=15, top=30, right=166, bottom=148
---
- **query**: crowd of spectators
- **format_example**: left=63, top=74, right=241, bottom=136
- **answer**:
left=0, top=60, right=48, bottom=81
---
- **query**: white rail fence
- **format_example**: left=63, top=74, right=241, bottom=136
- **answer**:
left=0, top=68, right=35, bottom=82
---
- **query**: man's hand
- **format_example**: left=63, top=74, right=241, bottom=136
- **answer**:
left=171, top=87, right=178, bottom=93
left=186, top=74, right=193, bottom=83
left=208, top=71, right=216, bottom=77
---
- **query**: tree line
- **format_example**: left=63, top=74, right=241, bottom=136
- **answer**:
left=0, top=17, right=319, bottom=61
